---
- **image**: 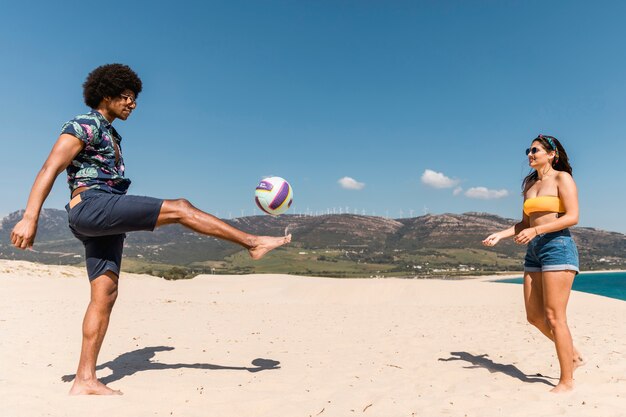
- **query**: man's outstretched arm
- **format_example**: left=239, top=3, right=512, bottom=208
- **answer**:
left=11, top=134, right=83, bottom=249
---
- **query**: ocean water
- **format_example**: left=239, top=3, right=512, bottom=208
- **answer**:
left=495, top=271, right=626, bottom=302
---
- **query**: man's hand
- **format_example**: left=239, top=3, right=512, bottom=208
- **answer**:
left=11, top=217, right=38, bottom=249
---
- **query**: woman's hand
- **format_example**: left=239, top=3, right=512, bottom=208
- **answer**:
left=482, top=232, right=502, bottom=247
left=514, top=227, right=538, bottom=245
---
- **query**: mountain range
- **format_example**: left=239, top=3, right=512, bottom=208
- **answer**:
left=1, top=209, right=624, bottom=278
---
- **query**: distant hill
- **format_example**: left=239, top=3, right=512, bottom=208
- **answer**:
left=1, top=209, right=625, bottom=278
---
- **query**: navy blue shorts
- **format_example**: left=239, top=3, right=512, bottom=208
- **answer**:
left=524, top=229, right=579, bottom=275
left=65, top=189, right=164, bottom=280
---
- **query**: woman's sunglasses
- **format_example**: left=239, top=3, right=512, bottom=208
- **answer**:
left=525, top=147, right=542, bottom=156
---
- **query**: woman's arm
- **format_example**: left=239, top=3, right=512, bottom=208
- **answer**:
left=513, top=172, right=578, bottom=244
left=535, top=172, right=579, bottom=234
left=482, top=212, right=530, bottom=246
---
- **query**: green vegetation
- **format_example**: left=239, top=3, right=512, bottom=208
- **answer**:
left=121, top=258, right=197, bottom=280
left=223, top=247, right=398, bottom=277
left=120, top=245, right=525, bottom=279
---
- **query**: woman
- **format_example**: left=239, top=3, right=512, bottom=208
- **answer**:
left=483, top=134, right=583, bottom=393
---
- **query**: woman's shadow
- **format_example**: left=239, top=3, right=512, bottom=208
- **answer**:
left=61, top=346, right=280, bottom=385
left=438, top=351, right=556, bottom=387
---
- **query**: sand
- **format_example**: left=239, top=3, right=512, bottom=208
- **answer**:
left=0, top=259, right=625, bottom=417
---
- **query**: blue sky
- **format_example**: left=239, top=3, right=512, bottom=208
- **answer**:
left=1, top=1, right=625, bottom=232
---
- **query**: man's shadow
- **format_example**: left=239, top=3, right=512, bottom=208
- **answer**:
left=438, top=351, right=556, bottom=387
left=62, top=346, right=280, bottom=385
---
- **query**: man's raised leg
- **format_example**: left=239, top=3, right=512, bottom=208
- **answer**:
left=156, top=199, right=291, bottom=259
left=69, top=271, right=122, bottom=395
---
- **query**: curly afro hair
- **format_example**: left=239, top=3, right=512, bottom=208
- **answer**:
left=83, top=63, right=143, bottom=109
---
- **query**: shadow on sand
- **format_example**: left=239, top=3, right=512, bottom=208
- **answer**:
left=438, top=351, right=556, bottom=386
left=62, top=346, right=280, bottom=385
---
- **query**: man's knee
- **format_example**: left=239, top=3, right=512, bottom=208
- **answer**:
left=160, top=198, right=194, bottom=223
left=101, top=289, right=118, bottom=308
left=91, top=271, right=119, bottom=309
left=174, top=198, right=193, bottom=213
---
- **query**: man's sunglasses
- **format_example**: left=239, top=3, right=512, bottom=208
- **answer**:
left=120, top=94, right=137, bottom=104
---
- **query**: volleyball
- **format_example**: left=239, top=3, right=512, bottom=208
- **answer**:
left=254, top=177, right=293, bottom=215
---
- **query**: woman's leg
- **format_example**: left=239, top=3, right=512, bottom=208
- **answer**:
left=524, top=271, right=553, bottom=337
left=542, top=270, right=577, bottom=392
left=156, top=198, right=290, bottom=259
left=524, top=272, right=584, bottom=369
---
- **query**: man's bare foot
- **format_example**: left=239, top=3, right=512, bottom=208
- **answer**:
left=248, top=234, right=292, bottom=260
left=69, top=379, right=122, bottom=395
left=550, top=380, right=574, bottom=393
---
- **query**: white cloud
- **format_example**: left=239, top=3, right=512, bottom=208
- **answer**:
left=338, top=176, right=365, bottom=190
left=464, top=187, right=509, bottom=200
left=453, top=187, right=463, bottom=196
left=421, top=169, right=459, bottom=189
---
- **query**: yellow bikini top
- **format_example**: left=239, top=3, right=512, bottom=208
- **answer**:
left=523, top=196, right=565, bottom=215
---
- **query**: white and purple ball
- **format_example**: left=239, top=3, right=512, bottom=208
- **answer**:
left=255, top=177, right=293, bottom=216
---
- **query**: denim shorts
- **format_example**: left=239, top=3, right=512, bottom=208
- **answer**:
left=524, top=229, right=579, bottom=274
left=65, top=189, right=164, bottom=280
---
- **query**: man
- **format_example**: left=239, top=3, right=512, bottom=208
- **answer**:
left=10, top=63, right=291, bottom=395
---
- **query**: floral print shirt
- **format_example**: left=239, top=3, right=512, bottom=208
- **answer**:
left=61, top=110, right=131, bottom=195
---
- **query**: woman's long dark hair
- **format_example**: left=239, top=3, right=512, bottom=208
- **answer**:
left=522, top=135, right=573, bottom=192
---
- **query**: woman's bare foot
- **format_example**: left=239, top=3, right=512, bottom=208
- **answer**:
left=573, top=355, right=586, bottom=372
left=69, top=378, right=122, bottom=395
left=248, top=234, right=292, bottom=259
left=572, top=347, right=585, bottom=371
left=550, top=380, right=574, bottom=393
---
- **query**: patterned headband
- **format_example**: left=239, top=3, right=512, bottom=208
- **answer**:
left=538, top=134, right=559, bottom=164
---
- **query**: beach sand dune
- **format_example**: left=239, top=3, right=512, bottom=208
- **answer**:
left=1, top=260, right=624, bottom=417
